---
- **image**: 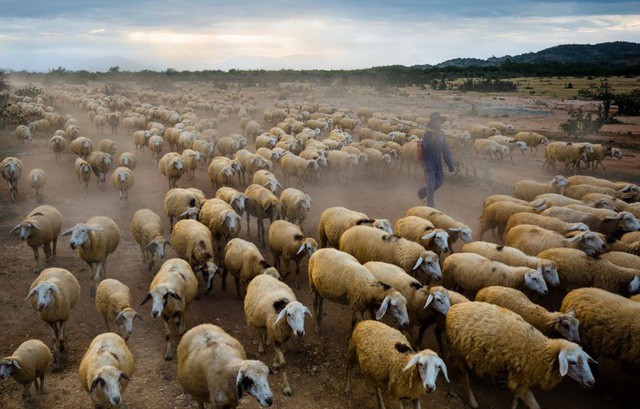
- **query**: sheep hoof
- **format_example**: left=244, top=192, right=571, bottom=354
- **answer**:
left=284, top=387, right=292, bottom=396
left=164, top=354, right=173, bottom=361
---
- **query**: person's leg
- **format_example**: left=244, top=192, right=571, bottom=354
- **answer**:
left=426, top=170, right=436, bottom=207
left=417, top=169, right=428, bottom=200
left=434, top=167, right=444, bottom=191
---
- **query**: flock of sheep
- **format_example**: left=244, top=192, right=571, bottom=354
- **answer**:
left=1, top=83, right=639, bottom=409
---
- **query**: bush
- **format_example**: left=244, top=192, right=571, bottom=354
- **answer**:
left=615, top=89, right=640, bottom=115
left=559, top=111, right=605, bottom=138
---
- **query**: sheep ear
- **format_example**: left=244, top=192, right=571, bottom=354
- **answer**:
left=424, top=294, right=434, bottom=309
left=273, top=306, right=288, bottom=325
left=558, top=350, right=569, bottom=376
left=586, top=353, right=597, bottom=365
left=236, top=371, right=244, bottom=399
left=403, top=355, right=421, bottom=372
left=449, top=227, right=462, bottom=232
left=61, top=227, right=75, bottom=236
left=629, top=276, right=640, bottom=293
left=412, top=257, right=424, bottom=271
left=25, top=287, right=38, bottom=300
left=119, top=372, right=131, bottom=381
left=145, top=241, right=158, bottom=251
left=604, top=214, right=621, bottom=220
left=566, top=308, right=576, bottom=317
left=9, top=224, right=22, bottom=234
left=90, top=377, right=105, bottom=392
left=296, top=244, right=306, bottom=255
left=168, top=291, right=183, bottom=301
left=140, top=293, right=152, bottom=305
left=113, top=311, right=124, bottom=325
left=87, top=226, right=104, bottom=232
left=421, top=231, right=436, bottom=240
left=134, top=311, right=144, bottom=321
left=303, top=306, right=312, bottom=317
left=376, top=296, right=390, bottom=320
left=436, top=357, right=450, bottom=382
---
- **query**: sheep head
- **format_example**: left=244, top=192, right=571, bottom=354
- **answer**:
left=10, top=220, right=41, bottom=241
left=62, top=223, right=104, bottom=250
left=557, top=345, right=595, bottom=388
left=449, top=226, right=472, bottom=243
left=0, top=358, right=21, bottom=379
left=25, top=281, right=60, bottom=311
left=523, top=268, right=548, bottom=295
left=413, top=251, right=442, bottom=282
left=89, top=366, right=131, bottom=408
left=273, top=300, right=311, bottom=338
left=376, top=289, right=409, bottom=329
left=403, top=350, right=449, bottom=392
left=423, top=286, right=451, bottom=315
left=113, top=307, right=143, bottom=342
left=235, top=361, right=273, bottom=407
left=141, top=285, right=183, bottom=319
left=549, top=310, right=580, bottom=343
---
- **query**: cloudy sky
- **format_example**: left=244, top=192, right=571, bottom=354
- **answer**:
left=1, top=0, right=639, bottom=72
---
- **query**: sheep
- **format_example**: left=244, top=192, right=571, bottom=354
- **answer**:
left=159, top=152, right=187, bottom=189
left=280, top=154, right=319, bottom=187
left=564, top=183, right=620, bottom=199
left=65, top=124, right=80, bottom=141
left=170, top=219, right=219, bottom=294
left=318, top=206, right=393, bottom=248
left=1, top=156, right=24, bottom=201
left=99, top=138, right=118, bottom=156
left=600, top=251, right=640, bottom=270
left=0, top=339, right=51, bottom=404
left=279, top=187, right=312, bottom=230
left=540, top=206, right=602, bottom=231
left=581, top=144, right=622, bottom=171
left=544, top=141, right=593, bottom=173
left=147, top=135, right=165, bottom=164
left=476, top=286, right=579, bottom=341
left=268, top=220, right=317, bottom=288
left=25, top=169, right=45, bottom=204
left=180, top=149, right=203, bottom=182
left=140, top=258, right=198, bottom=360
left=252, top=169, right=281, bottom=194
left=79, top=332, right=134, bottom=408
left=469, top=124, right=499, bottom=139
left=394, top=216, right=450, bottom=255
left=95, top=279, right=142, bottom=342
left=482, top=194, right=532, bottom=209
left=486, top=121, right=515, bottom=135
left=132, top=130, right=151, bottom=154
left=561, top=287, right=640, bottom=368
left=88, top=151, right=113, bottom=191
left=193, top=139, right=216, bottom=163
left=177, top=324, right=273, bottom=408
left=504, top=212, right=589, bottom=239
left=117, top=152, right=137, bottom=170
left=505, top=225, right=606, bottom=257
left=216, top=136, right=241, bottom=158
left=581, top=193, right=630, bottom=212
left=536, top=247, right=640, bottom=296
left=513, top=131, right=549, bottom=155
left=208, top=156, right=238, bottom=191
left=245, top=184, right=283, bottom=247
left=532, top=193, right=585, bottom=207
left=62, top=216, right=120, bottom=297
left=326, top=150, right=360, bottom=185
left=215, top=186, right=247, bottom=217
left=562, top=205, right=640, bottom=238
left=405, top=206, right=472, bottom=252
left=513, top=175, right=570, bottom=201
left=71, top=156, right=92, bottom=194
left=473, top=138, right=510, bottom=161
left=339, top=225, right=442, bottom=284
left=26, top=268, right=80, bottom=363
left=363, top=147, right=393, bottom=180
left=235, top=150, right=272, bottom=184
left=567, top=175, right=637, bottom=191
left=478, top=200, right=550, bottom=241
left=308, top=248, right=409, bottom=334
left=48, top=134, right=66, bottom=165
left=110, top=167, right=134, bottom=209
left=442, top=253, right=548, bottom=298
left=256, top=133, right=278, bottom=149
left=14, top=124, right=33, bottom=145
left=244, top=274, right=310, bottom=396
left=222, top=238, right=279, bottom=299
left=70, top=136, right=93, bottom=160
left=345, top=320, right=449, bottom=409
left=10, top=205, right=63, bottom=274
left=198, top=198, right=242, bottom=261
left=130, top=209, right=167, bottom=272
left=611, top=231, right=640, bottom=255
left=163, top=187, right=206, bottom=229
left=446, top=301, right=595, bottom=409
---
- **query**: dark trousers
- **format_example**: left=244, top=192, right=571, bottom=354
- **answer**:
left=417, top=168, right=444, bottom=207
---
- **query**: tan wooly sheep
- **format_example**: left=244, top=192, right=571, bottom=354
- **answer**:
left=49, top=134, right=66, bottom=165
left=208, top=156, right=238, bottom=191
left=140, top=258, right=198, bottom=360
left=476, top=286, right=579, bottom=342
left=318, top=206, right=393, bottom=248
left=268, top=220, right=317, bottom=288
left=95, top=279, right=142, bottom=342
left=473, top=138, right=510, bottom=161
left=461, top=241, right=560, bottom=286
left=132, top=130, right=151, bottom=154
left=99, top=138, right=118, bottom=156
left=255, top=133, right=278, bottom=149
left=482, top=194, right=532, bottom=209
left=544, top=141, right=594, bottom=173
left=339, top=225, right=442, bottom=284
left=280, top=154, right=319, bottom=187
left=75, top=158, right=92, bottom=194
left=504, top=212, right=589, bottom=240
left=563, top=205, right=640, bottom=237
left=279, top=187, right=312, bottom=230
left=1, top=156, right=24, bottom=201
left=222, top=238, right=279, bottom=299
left=171, top=219, right=219, bottom=294
left=216, top=136, right=241, bottom=158
left=244, top=274, right=311, bottom=396
left=0, top=339, right=51, bottom=404
left=404, top=206, right=472, bottom=252
left=70, top=137, right=93, bottom=160
left=65, top=124, right=80, bottom=141
left=394, top=216, right=450, bottom=255
left=245, top=184, right=283, bottom=247
left=582, top=144, right=622, bottom=171
left=234, top=150, right=272, bottom=184
left=611, top=231, right=640, bottom=255
left=345, top=320, right=449, bottom=409
left=600, top=251, right=640, bottom=271
left=326, top=150, right=360, bottom=185
left=307, top=248, right=409, bottom=334
left=540, top=206, right=602, bottom=232
left=215, top=186, right=247, bottom=217
left=147, top=135, right=165, bottom=164
left=193, top=139, right=216, bottom=163
left=15, top=124, right=33, bottom=144
left=561, top=287, right=640, bottom=368
left=181, top=149, right=203, bottom=182
left=130, top=209, right=167, bottom=272
left=177, top=324, right=273, bottom=408
left=505, top=225, right=606, bottom=257
left=117, top=152, right=137, bottom=170
left=442, top=253, right=548, bottom=298
left=564, top=184, right=622, bottom=200
left=79, top=333, right=134, bottom=408
left=446, top=301, right=595, bottom=409
left=26, top=268, right=80, bottom=363
left=567, top=175, right=638, bottom=191
left=62, top=216, right=121, bottom=297
left=513, top=175, right=570, bottom=201
left=10, top=205, right=63, bottom=273
left=198, top=198, right=242, bottom=261
left=469, top=124, right=499, bottom=139
left=513, top=131, right=549, bottom=155
left=362, top=147, right=392, bottom=180
left=163, top=187, right=206, bottom=229
left=159, top=152, right=187, bottom=189
left=88, top=151, right=113, bottom=191
left=252, top=169, right=281, bottom=194
left=486, top=121, right=515, bottom=135
left=581, top=193, right=630, bottom=213
left=111, top=167, right=134, bottom=209
left=532, top=193, right=584, bottom=207
left=536, top=248, right=640, bottom=296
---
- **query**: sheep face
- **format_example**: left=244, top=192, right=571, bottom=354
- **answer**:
left=414, top=252, right=442, bottom=281
left=274, top=301, right=310, bottom=338
left=372, top=219, right=393, bottom=235
left=558, top=346, right=595, bottom=388
left=539, top=262, right=560, bottom=286
left=10, top=221, right=39, bottom=241
left=196, top=262, right=219, bottom=292
left=25, top=282, right=60, bottom=312
left=403, top=351, right=449, bottom=393
left=567, top=223, right=589, bottom=233
left=232, top=194, right=246, bottom=214
left=378, top=290, right=409, bottom=329
left=297, top=239, right=317, bottom=257
left=223, top=212, right=241, bottom=234
left=424, top=288, right=451, bottom=315
left=617, top=212, right=640, bottom=232
left=422, top=230, right=450, bottom=253
left=515, top=141, right=528, bottom=152
left=114, top=308, right=142, bottom=342
left=179, top=207, right=200, bottom=220
left=551, top=175, right=570, bottom=187
left=141, top=285, right=183, bottom=319
left=0, top=359, right=19, bottom=379
left=235, top=361, right=273, bottom=407
left=299, top=196, right=312, bottom=212
left=62, top=223, right=103, bottom=250
left=3, top=161, right=20, bottom=178
left=612, top=148, right=623, bottom=159
left=630, top=276, right=640, bottom=294
left=571, top=232, right=606, bottom=256
left=552, top=310, right=580, bottom=343
left=89, top=366, right=130, bottom=408
left=524, top=268, right=548, bottom=295
left=449, top=226, right=472, bottom=243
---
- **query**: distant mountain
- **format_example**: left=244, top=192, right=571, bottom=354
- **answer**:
left=426, top=42, right=640, bottom=69
left=76, top=56, right=149, bottom=72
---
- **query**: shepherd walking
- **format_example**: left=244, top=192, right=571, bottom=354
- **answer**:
left=417, top=112, right=455, bottom=207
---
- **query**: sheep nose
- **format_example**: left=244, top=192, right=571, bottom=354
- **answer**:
left=263, top=396, right=273, bottom=406
left=38, top=303, right=46, bottom=311
left=152, top=311, right=160, bottom=319
left=112, top=396, right=121, bottom=405
left=295, top=330, right=304, bottom=337
left=584, top=379, right=595, bottom=388
left=70, top=243, right=77, bottom=250
left=442, top=247, right=449, bottom=253
left=425, top=384, right=435, bottom=392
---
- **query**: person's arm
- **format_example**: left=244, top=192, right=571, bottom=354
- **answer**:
left=442, top=136, right=455, bottom=172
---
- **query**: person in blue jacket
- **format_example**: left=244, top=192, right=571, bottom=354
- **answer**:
left=417, top=112, right=455, bottom=207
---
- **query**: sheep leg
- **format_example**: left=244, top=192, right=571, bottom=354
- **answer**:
left=178, top=315, right=186, bottom=336
left=514, top=389, right=540, bottom=409
left=43, top=242, right=52, bottom=262
left=52, top=236, right=57, bottom=256
left=21, top=381, right=33, bottom=403
left=163, top=319, right=173, bottom=361
left=412, top=400, right=421, bottom=409
left=31, top=247, right=41, bottom=274
left=375, top=387, right=386, bottom=409
left=234, top=276, right=241, bottom=300
left=460, top=367, right=478, bottom=409
left=313, top=293, right=322, bottom=334
left=246, top=212, right=251, bottom=235
left=344, top=350, right=356, bottom=396
left=58, top=321, right=66, bottom=352
left=294, top=260, right=301, bottom=289
left=48, top=323, right=60, bottom=363
left=257, top=331, right=266, bottom=354
left=273, top=344, right=292, bottom=396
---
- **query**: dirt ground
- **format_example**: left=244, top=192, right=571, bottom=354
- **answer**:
left=1, top=85, right=639, bottom=409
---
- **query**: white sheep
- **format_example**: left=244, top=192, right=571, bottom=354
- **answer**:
left=513, top=131, right=549, bottom=155
left=95, top=279, right=142, bottom=342
left=159, top=152, right=187, bottom=189
left=222, top=238, right=279, bottom=299
left=110, top=167, right=134, bottom=209
left=130, top=209, right=167, bottom=272
left=394, top=216, right=450, bottom=255
left=26, top=268, right=80, bottom=363
left=505, top=225, right=606, bottom=256
left=14, top=124, right=33, bottom=145
left=177, top=324, right=273, bottom=408
left=163, top=187, right=206, bottom=229
left=405, top=206, right=472, bottom=252
left=1, top=156, right=24, bottom=201
left=170, top=219, right=219, bottom=294
left=10, top=205, right=63, bottom=273
left=318, top=206, right=392, bottom=248
left=245, top=184, right=283, bottom=247
left=48, top=134, right=66, bottom=165
left=268, top=220, right=317, bottom=288
left=75, top=157, right=92, bottom=194
left=0, top=339, right=51, bottom=405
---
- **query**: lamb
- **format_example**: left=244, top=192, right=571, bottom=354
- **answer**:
left=70, top=136, right=93, bottom=160
left=14, top=124, right=33, bottom=145
left=215, top=186, right=247, bottom=217
left=98, top=138, right=118, bottom=156
left=170, top=219, right=219, bottom=294
left=0, top=339, right=51, bottom=404
left=268, top=220, right=317, bottom=288
left=394, top=216, right=450, bottom=255
left=544, top=141, right=593, bottom=173
left=280, top=154, right=319, bottom=187
left=513, top=131, right=549, bottom=154
left=279, top=187, right=312, bottom=230
left=198, top=198, right=242, bottom=261
left=130, top=209, right=167, bottom=272
left=140, top=258, right=198, bottom=360
left=95, top=279, right=142, bottom=342
left=117, top=152, right=137, bottom=170
left=513, top=175, right=570, bottom=201
left=442, top=253, right=548, bottom=298
left=88, top=151, right=113, bottom=191
left=478, top=200, right=550, bottom=241
left=79, top=332, right=134, bottom=408
left=339, top=225, right=442, bottom=284
left=62, top=216, right=121, bottom=297
left=405, top=206, right=472, bottom=252
left=244, top=274, right=311, bottom=396
left=1, top=156, right=24, bottom=201
left=75, top=158, right=92, bottom=194
left=177, top=324, right=273, bottom=408
left=49, top=134, right=67, bottom=165
left=561, top=287, right=640, bottom=368
left=252, top=169, right=281, bottom=194
left=10, top=205, right=63, bottom=273
left=345, top=320, right=449, bottom=409
left=505, top=225, right=606, bottom=257
left=308, top=248, right=409, bottom=333
left=159, top=152, right=187, bottom=189
left=163, top=187, right=205, bottom=229
left=147, top=135, right=165, bottom=164
left=446, top=301, right=595, bottom=409
left=222, top=238, right=279, bottom=299
left=245, top=184, right=283, bottom=247
left=504, top=212, right=589, bottom=239
left=318, top=206, right=393, bottom=248
left=110, top=167, right=134, bottom=209
left=208, top=156, right=238, bottom=191
left=476, top=286, right=579, bottom=341
left=26, top=268, right=80, bottom=363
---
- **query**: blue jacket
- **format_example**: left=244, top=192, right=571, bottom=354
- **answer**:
left=421, top=129, right=455, bottom=172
